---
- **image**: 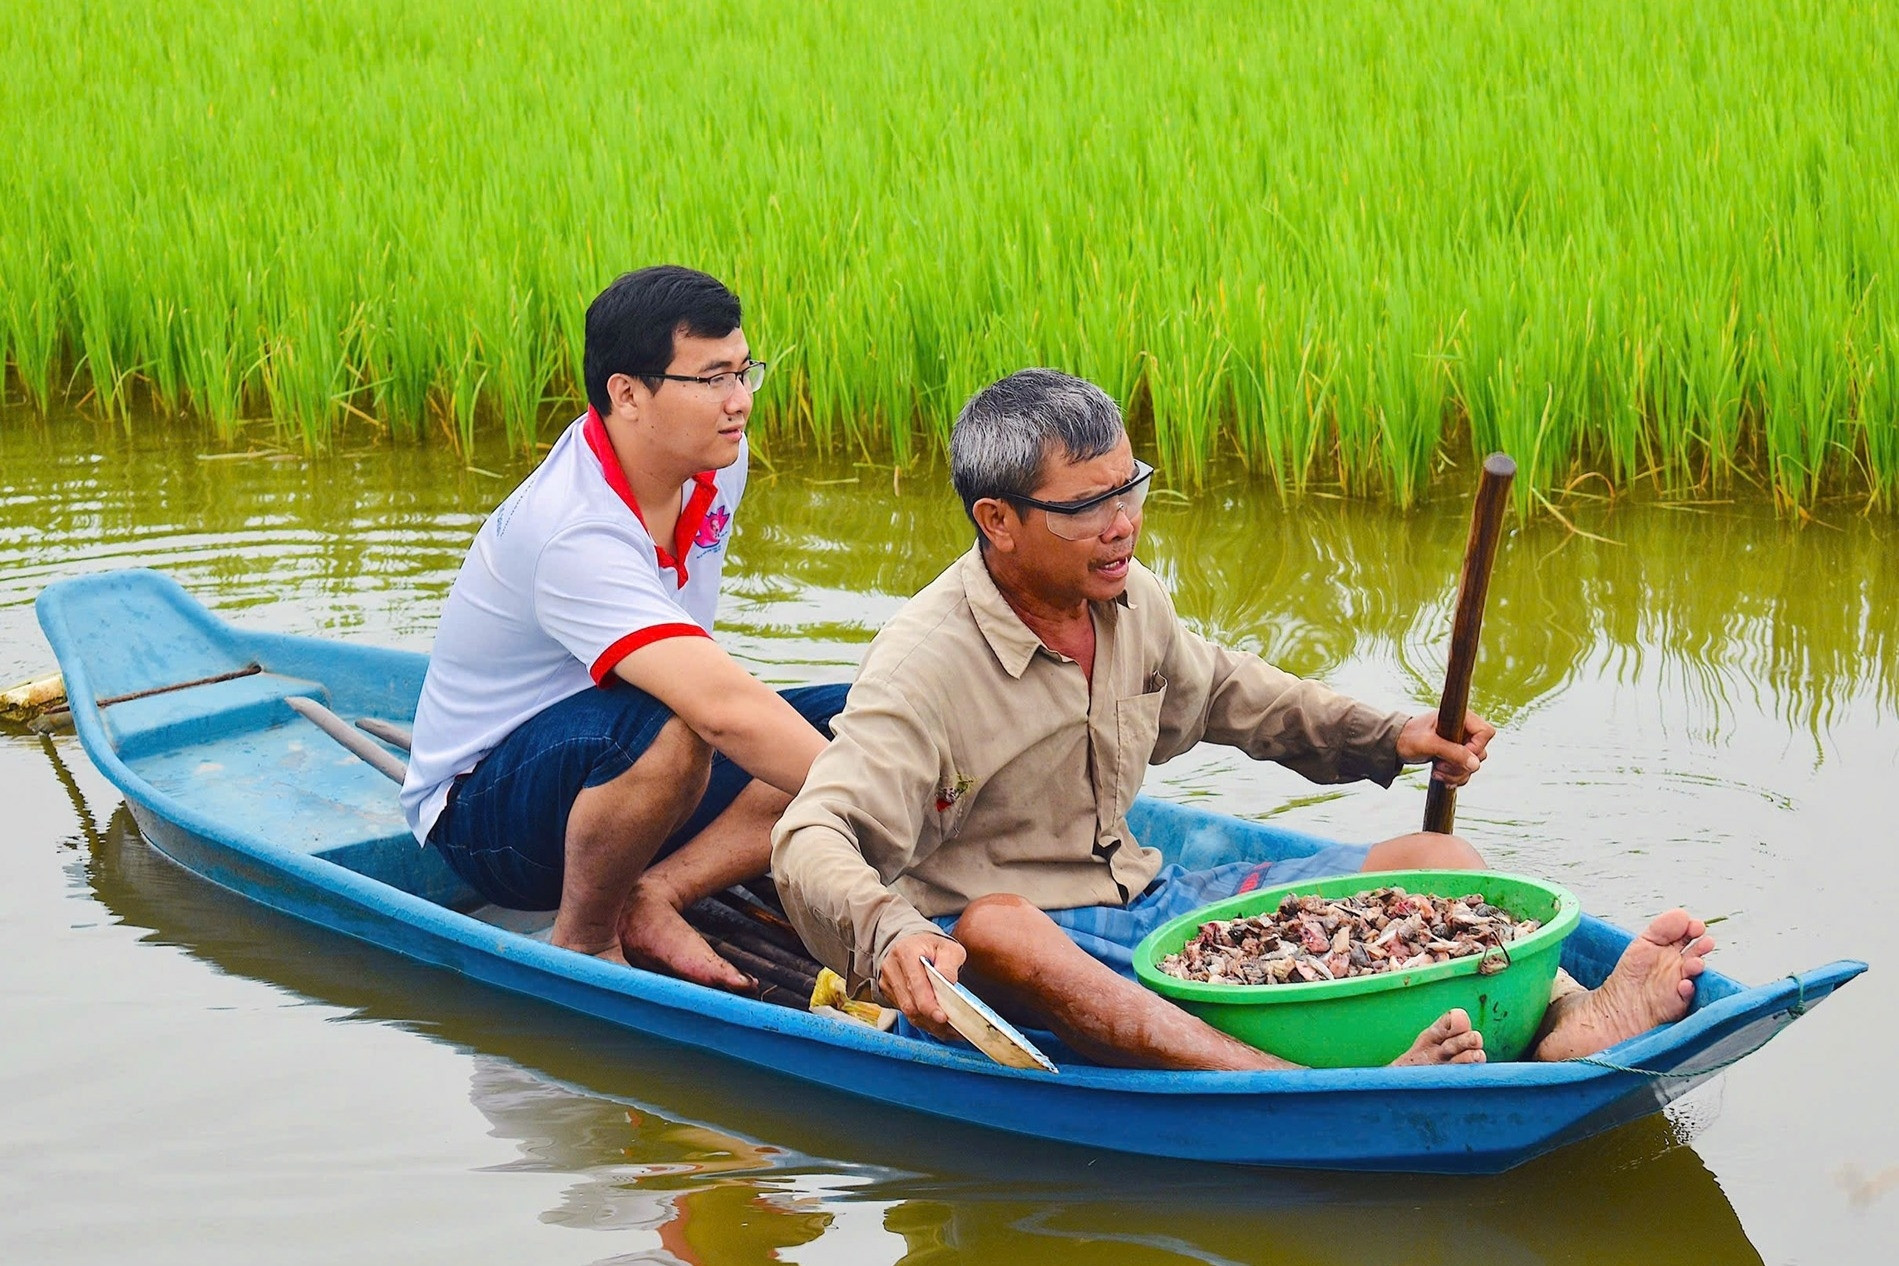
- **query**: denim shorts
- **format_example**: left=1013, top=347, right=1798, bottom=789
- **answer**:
left=428, top=681, right=850, bottom=910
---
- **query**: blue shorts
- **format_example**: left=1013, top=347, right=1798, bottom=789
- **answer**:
left=428, top=681, right=850, bottom=910
left=931, top=843, right=1373, bottom=980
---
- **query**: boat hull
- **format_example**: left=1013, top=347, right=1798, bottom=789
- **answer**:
left=44, top=568, right=1864, bottom=1173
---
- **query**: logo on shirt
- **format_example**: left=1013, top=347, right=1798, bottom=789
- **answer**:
left=694, top=505, right=732, bottom=551
left=935, top=774, right=976, bottom=813
left=492, top=475, right=534, bottom=538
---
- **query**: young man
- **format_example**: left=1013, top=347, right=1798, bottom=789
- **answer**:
left=772, top=368, right=1715, bottom=1070
left=403, top=266, right=846, bottom=990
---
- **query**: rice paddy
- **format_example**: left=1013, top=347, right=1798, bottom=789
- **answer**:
left=2, top=0, right=1895, bottom=508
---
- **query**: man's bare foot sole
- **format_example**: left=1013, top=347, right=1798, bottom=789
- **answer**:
left=1391, top=1008, right=1487, bottom=1066
left=1533, top=908, right=1713, bottom=1062
left=620, top=887, right=754, bottom=992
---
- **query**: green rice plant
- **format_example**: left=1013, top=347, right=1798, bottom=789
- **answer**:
left=1864, top=336, right=1899, bottom=508
left=1757, top=283, right=1850, bottom=508
left=134, top=293, right=182, bottom=419
left=1840, top=289, right=1898, bottom=510
left=1363, top=264, right=1453, bottom=508
left=359, top=287, right=434, bottom=443
left=2, top=0, right=1894, bottom=508
left=1226, top=288, right=1335, bottom=501
left=1143, top=303, right=1233, bottom=488
left=470, top=274, right=558, bottom=453
left=256, top=296, right=351, bottom=448
left=443, top=331, right=488, bottom=459
left=1674, top=286, right=1751, bottom=495
left=0, top=239, right=63, bottom=410
left=1604, top=308, right=1659, bottom=492
left=176, top=298, right=247, bottom=439
left=67, top=241, right=135, bottom=427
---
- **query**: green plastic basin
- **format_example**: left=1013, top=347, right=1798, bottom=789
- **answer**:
left=1132, top=869, right=1581, bottom=1068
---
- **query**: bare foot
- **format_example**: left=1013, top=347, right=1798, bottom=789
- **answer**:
left=1532, top=909, right=1713, bottom=1061
left=619, top=883, right=754, bottom=992
left=548, top=927, right=630, bottom=965
left=1391, top=1008, right=1487, bottom=1066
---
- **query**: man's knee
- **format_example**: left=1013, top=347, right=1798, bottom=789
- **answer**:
left=1364, top=831, right=1486, bottom=872
left=622, top=717, right=712, bottom=807
left=953, top=892, right=1047, bottom=953
left=751, top=783, right=794, bottom=816
left=655, top=715, right=712, bottom=768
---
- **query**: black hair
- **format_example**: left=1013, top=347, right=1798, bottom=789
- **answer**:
left=583, top=266, right=743, bottom=415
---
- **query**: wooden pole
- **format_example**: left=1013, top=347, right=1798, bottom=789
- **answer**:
left=354, top=716, right=413, bottom=751
left=286, top=695, right=410, bottom=785
left=709, top=887, right=805, bottom=949
left=704, top=934, right=820, bottom=998
left=1422, top=453, right=1515, bottom=836
left=684, top=899, right=823, bottom=977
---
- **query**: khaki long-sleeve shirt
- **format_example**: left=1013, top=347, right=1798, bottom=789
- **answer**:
left=770, top=547, right=1410, bottom=989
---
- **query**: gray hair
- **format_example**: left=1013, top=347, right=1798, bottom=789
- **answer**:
left=949, top=369, right=1125, bottom=533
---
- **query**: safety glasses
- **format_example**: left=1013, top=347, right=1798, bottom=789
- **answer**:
left=1008, top=460, right=1154, bottom=540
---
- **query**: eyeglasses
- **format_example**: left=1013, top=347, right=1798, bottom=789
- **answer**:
left=637, top=360, right=769, bottom=395
left=1008, top=460, right=1154, bottom=540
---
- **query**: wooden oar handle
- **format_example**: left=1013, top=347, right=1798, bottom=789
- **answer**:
left=1423, top=453, right=1515, bottom=836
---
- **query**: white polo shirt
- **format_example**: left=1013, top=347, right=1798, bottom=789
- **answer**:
left=401, top=408, right=746, bottom=844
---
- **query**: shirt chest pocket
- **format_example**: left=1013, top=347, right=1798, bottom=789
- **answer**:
left=1112, top=676, right=1168, bottom=815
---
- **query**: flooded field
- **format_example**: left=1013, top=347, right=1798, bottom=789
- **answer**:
left=2, top=409, right=1894, bottom=1264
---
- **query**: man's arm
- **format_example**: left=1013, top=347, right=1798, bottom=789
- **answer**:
left=531, top=519, right=824, bottom=793
left=1151, top=600, right=1494, bottom=786
left=1148, top=588, right=1420, bottom=786
left=769, top=673, right=952, bottom=995
left=612, top=636, right=825, bottom=796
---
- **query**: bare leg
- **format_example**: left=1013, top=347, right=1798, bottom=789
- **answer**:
left=1531, top=909, right=1714, bottom=1061
left=1361, top=831, right=1486, bottom=872
left=619, top=779, right=794, bottom=991
left=1355, top=837, right=1714, bottom=1061
left=550, top=718, right=709, bottom=962
left=952, top=895, right=1485, bottom=1071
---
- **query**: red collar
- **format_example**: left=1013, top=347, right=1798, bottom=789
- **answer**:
left=583, top=406, right=719, bottom=585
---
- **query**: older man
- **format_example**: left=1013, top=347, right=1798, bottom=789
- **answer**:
left=771, top=368, right=1713, bottom=1070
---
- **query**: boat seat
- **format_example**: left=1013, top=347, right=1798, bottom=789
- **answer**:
left=105, top=670, right=331, bottom=762
left=121, top=674, right=420, bottom=861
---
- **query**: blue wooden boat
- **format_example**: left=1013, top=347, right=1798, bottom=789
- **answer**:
left=36, top=568, right=1864, bottom=1174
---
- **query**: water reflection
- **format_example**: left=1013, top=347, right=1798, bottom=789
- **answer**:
left=469, top=1058, right=834, bottom=1261
left=2, top=411, right=1892, bottom=737
left=1131, top=489, right=1897, bottom=747
left=734, top=458, right=1897, bottom=765
left=0, top=411, right=495, bottom=645
left=68, top=779, right=1762, bottom=1266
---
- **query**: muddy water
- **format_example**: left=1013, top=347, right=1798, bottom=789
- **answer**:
left=2, top=408, right=1894, bottom=1265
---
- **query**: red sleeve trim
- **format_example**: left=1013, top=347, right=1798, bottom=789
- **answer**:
left=590, top=623, right=712, bottom=685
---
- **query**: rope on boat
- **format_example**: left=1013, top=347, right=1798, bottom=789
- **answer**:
left=101, top=663, right=263, bottom=707
left=1568, top=974, right=1809, bottom=1078
left=7, top=663, right=265, bottom=727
